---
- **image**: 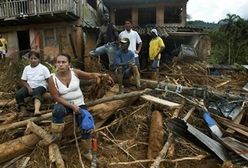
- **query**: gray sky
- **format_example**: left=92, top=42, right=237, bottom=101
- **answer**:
left=187, top=0, right=248, bottom=23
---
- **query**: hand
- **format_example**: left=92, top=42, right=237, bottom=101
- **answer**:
left=135, top=50, right=140, bottom=54
left=71, top=104, right=80, bottom=114
left=128, top=61, right=132, bottom=66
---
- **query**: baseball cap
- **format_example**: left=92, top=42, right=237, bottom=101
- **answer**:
left=151, top=29, right=158, bottom=36
left=120, top=38, right=130, bottom=44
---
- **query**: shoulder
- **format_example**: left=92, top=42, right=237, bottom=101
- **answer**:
left=24, top=65, right=31, bottom=70
left=39, top=64, right=50, bottom=70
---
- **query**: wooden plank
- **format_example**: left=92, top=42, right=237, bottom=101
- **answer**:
left=226, top=109, right=245, bottom=134
left=141, top=94, right=180, bottom=108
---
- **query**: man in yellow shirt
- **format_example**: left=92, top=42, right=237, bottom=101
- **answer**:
left=149, top=29, right=165, bottom=71
left=0, top=33, right=8, bottom=63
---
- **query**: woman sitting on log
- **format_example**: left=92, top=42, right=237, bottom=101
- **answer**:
left=48, top=53, right=113, bottom=161
left=15, top=51, right=51, bottom=117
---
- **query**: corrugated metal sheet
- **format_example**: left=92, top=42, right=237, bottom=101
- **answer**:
left=116, top=25, right=203, bottom=37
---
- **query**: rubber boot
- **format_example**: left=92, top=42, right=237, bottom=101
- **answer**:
left=34, top=98, right=42, bottom=116
left=51, top=122, right=65, bottom=142
left=117, top=67, right=124, bottom=94
left=81, top=139, right=93, bottom=161
left=132, top=65, right=141, bottom=88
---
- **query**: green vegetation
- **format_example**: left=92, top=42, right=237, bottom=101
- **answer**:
left=188, top=14, right=248, bottom=65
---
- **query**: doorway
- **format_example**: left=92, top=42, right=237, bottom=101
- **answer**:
left=17, top=30, right=30, bottom=57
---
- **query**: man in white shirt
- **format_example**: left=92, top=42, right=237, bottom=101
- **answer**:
left=119, top=19, right=142, bottom=68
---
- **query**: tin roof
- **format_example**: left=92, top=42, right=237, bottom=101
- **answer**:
left=116, top=25, right=204, bottom=37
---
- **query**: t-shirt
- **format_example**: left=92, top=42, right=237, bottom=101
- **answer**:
left=119, top=29, right=142, bottom=58
left=21, top=63, right=51, bottom=89
left=115, top=49, right=135, bottom=69
left=0, top=37, right=7, bottom=51
left=149, top=37, right=165, bottom=60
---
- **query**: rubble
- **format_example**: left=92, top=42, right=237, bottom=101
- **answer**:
left=0, top=61, right=248, bottom=168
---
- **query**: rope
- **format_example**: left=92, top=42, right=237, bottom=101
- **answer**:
left=73, top=112, right=85, bottom=168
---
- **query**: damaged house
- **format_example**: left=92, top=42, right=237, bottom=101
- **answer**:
left=0, top=0, right=85, bottom=63
left=102, top=0, right=211, bottom=68
left=0, top=0, right=211, bottom=69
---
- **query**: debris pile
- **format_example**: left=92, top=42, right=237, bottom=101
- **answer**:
left=0, top=61, right=247, bottom=168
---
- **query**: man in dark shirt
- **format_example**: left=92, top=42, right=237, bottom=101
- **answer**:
left=90, top=13, right=119, bottom=70
left=115, top=38, right=141, bottom=93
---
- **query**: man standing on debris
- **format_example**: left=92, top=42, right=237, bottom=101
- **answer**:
left=48, top=53, right=114, bottom=161
left=90, top=13, right=119, bottom=70
left=0, top=33, right=8, bottom=63
left=149, top=28, right=165, bottom=71
left=119, top=19, right=142, bottom=68
left=115, top=38, right=141, bottom=93
left=15, top=51, right=51, bottom=117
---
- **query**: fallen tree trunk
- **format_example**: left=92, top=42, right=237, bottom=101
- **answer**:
left=0, top=89, right=150, bottom=133
left=147, top=111, right=164, bottom=168
left=25, top=121, right=54, bottom=145
left=150, top=105, right=184, bottom=168
left=26, top=121, right=65, bottom=167
left=137, top=79, right=245, bottom=100
left=0, top=134, right=40, bottom=164
left=49, top=144, right=65, bottom=168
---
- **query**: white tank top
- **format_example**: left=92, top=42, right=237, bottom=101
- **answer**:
left=52, top=70, right=85, bottom=106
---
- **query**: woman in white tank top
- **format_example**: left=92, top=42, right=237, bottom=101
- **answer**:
left=48, top=53, right=114, bottom=161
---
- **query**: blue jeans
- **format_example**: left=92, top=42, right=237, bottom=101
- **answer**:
left=135, top=57, right=140, bottom=69
left=115, top=66, right=132, bottom=79
left=15, top=86, right=46, bottom=106
left=52, top=104, right=92, bottom=139
left=151, top=59, right=160, bottom=70
left=91, top=42, right=118, bottom=70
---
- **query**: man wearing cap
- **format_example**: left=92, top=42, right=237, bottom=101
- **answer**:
left=119, top=19, right=142, bottom=68
left=0, top=33, right=8, bottom=63
left=115, top=38, right=141, bottom=93
left=149, top=29, right=165, bottom=71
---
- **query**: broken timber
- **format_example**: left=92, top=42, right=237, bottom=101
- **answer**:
left=0, top=134, right=41, bottom=164
left=137, top=79, right=246, bottom=100
left=0, top=89, right=151, bottom=133
left=141, top=94, right=180, bottom=108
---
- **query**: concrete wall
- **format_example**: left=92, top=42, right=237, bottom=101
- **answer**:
left=1, top=22, right=74, bottom=62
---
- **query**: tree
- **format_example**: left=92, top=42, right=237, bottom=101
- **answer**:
left=209, top=14, right=248, bottom=65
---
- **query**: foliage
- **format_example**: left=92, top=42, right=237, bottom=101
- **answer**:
left=187, top=20, right=220, bottom=29
left=208, top=14, right=248, bottom=65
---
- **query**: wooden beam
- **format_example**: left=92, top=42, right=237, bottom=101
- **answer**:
left=141, top=94, right=180, bottom=108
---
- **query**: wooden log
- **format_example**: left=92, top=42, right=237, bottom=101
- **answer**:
left=49, top=143, right=65, bottom=168
left=0, top=134, right=40, bottom=164
left=0, top=89, right=150, bottom=133
left=147, top=111, right=164, bottom=168
left=0, top=112, right=52, bottom=134
left=25, top=121, right=54, bottom=145
left=149, top=105, right=184, bottom=168
left=137, top=79, right=245, bottom=100
left=2, top=112, right=18, bottom=124
left=25, top=122, right=65, bottom=167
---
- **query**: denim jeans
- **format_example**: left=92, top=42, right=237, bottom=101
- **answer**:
left=115, top=66, right=132, bottom=79
left=135, top=57, right=140, bottom=69
left=151, top=59, right=160, bottom=70
left=91, top=42, right=118, bottom=69
left=15, top=86, right=46, bottom=106
left=52, top=104, right=91, bottom=139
